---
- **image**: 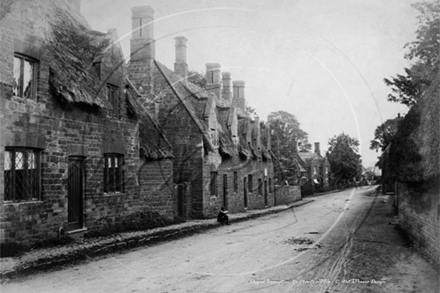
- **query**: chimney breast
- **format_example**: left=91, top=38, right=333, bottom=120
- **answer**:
left=174, top=36, right=188, bottom=81
left=130, top=6, right=155, bottom=61
left=205, top=63, right=221, bottom=98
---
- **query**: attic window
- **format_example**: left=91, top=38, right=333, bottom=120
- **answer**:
left=13, top=54, right=37, bottom=99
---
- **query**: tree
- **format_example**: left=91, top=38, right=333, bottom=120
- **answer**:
left=187, top=70, right=206, bottom=88
left=268, top=111, right=311, bottom=183
left=327, top=133, right=362, bottom=184
left=370, top=116, right=403, bottom=153
left=384, top=0, right=439, bottom=107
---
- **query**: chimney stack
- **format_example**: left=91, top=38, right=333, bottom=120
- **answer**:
left=206, top=63, right=221, bottom=98
left=232, top=81, right=246, bottom=114
left=314, top=142, right=321, bottom=156
left=222, top=72, right=232, bottom=104
left=174, top=36, right=188, bottom=81
left=130, top=6, right=155, bottom=61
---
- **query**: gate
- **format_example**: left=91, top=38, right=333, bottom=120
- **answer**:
left=67, top=157, right=84, bottom=230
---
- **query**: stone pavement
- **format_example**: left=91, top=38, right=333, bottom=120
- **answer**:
left=0, top=198, right=314, bottom=280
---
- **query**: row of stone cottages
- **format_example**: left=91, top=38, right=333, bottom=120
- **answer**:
left=0, top=1, right=299, bottom=246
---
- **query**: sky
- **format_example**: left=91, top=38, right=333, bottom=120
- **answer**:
left=81, top=0, right=420, bottom=168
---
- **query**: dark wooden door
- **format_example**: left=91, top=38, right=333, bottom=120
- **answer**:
left=177, top=184, right=185, bottom=217
left=243, top=177, right=248, bottom=208
left=264, top=180, right=268, bottom=206
left=67, top=157, right=84, bottom=230
left=223, top=174, right=228, bottom=209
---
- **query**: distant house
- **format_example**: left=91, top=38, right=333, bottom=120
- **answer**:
left=127, top=6, right=279, bottom=218
left=0, top=0, right=173, bottom=246
left=388, top=72, right=440, bottom=267
left=297, top=143, right=331, bottom=194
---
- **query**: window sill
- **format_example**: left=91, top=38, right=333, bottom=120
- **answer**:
left=3, top=199, right=43, bottom=205
left=103, top=192, right=125, bottom=196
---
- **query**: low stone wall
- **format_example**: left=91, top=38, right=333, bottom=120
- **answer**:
left=397, top=180, right=440, bottom=267
left=274, top=185, right=301, bottom=205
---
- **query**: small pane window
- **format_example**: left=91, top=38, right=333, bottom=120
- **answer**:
left=104, top=154, right=124, bottom=193
left=258, top=179, right=262, bottom=195
left=233, top=172, right=238, bottom=192
left=4, top=148, right=41, bottom=201
left=13, top=55, right=37, bottom=99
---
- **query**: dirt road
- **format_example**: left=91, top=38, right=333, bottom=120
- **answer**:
left=2, top=186, right=438, bottom=292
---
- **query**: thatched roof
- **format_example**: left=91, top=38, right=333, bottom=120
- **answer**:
left=46, top=9, right=112, bottom=108
left=389, top=72, right=440, bottom=182
left=218, top=130, right=237, bottom=157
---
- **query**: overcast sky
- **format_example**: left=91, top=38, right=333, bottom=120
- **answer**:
left=81, top=0, right=419, bottom=168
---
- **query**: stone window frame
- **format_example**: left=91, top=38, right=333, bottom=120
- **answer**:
left=103, top=153, right=124, bottom=194
left=4, top=147, right=42, bottom=202
left=13, top=53, right=38, bottom=100
left=210, top=172, right=218, bottom=196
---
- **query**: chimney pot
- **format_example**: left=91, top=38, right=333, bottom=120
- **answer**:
left=174, top=36, right=188, bottom=81
left=232, top=81, right=246, bottom=114
left=314, top=142, right=321, bottom=156
left=222, top=72, right=232, bottom=103
left=130, top=6, right=155, bottom=60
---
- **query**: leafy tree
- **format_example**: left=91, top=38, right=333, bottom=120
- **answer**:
left=187, top=70, right=206, bottom=88
left=268, top=111, right=311, bottom=183
left=384, top=0, right=439, bottom=107
left=370, top=116, right=403, bottom=152
left=327, top=133, right=362, bottom=184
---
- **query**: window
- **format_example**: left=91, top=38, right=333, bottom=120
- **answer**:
left=4, top=148, right=41, bottom=201
left=104, top=154, right=124, bottom=193
left=248, top=174, right=253, bottom=193
left=258, top=179, right=262, bottom=195
left=233, top=172, right=238, bottom=192
left=13, top=54, right=37, bottom=99
left=210, top=172, right=218, bottom=196
left=269, top=178, right=272, bottom=193
left=107, top=84, right=121, bottom=118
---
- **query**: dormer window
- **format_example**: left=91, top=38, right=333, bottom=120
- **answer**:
left=13, top=54, right=37, bottom=99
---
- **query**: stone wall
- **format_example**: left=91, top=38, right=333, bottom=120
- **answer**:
left=274, top=185, right=301, bottom=205
left=397, top=179, right=440, bottom=267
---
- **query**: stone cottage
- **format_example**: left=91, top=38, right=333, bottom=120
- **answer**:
left=0, top=0, right=174, bottom=246
left=297, top=142, right=331, bottom=194
left=127, top=6, right=276, bottom=218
